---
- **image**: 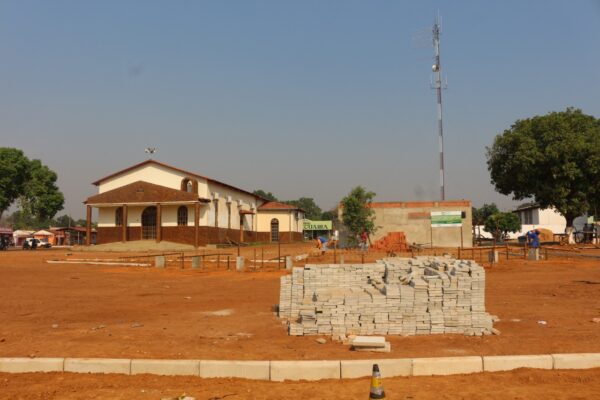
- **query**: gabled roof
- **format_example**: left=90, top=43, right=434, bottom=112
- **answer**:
left=258, top=201, right=303, bottom=212
left=514, top=202, right=539, bottom=212
left=85, top=181, right=201, bottom=205
left=91, top=159, right=267, bottom=201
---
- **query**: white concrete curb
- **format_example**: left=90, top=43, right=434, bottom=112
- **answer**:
left=0, top=353, right=599, bottom=381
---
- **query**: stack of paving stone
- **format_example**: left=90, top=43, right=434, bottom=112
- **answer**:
left=279, top=256, right=494, bottom=337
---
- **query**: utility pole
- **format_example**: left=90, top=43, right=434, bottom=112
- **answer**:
left=432, top=15, right=445, bottom=201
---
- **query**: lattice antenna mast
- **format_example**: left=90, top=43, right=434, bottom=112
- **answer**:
left=432, top=15, right=446, bottom=201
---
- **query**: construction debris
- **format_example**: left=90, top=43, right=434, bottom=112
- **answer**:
left=279, top=256, right=494, bottom=337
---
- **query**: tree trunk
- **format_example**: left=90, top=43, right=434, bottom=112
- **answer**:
left=565, top=214, right=576, bottom=244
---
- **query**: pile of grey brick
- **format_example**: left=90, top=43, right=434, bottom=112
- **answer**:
left=279, top=257, right=494, bottom=337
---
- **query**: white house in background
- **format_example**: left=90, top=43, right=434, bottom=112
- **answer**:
left=511, top=203, right=589, bottom=238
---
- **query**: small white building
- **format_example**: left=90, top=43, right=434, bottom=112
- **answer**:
left=512, top=203, right=589, bottom=238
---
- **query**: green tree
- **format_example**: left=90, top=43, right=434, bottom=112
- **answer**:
left=472, top=203, right=499, bottom=241
left=487, top=108, right=600, bottom=241
left=0, top=148, right=64, bottom=224
left=20, top=159, right=64, bottom=221
left=253, top=189, right=278, bottom=201
left=284, top=197, right=322, bottom=220
left=54, top=214, right=76, bottom=227
left=341, top=186, right=376, bottom=245
left=0, top=148, right=30, bottom=219
left=483, top=212, right=521, bottom=243
left=5, top=209, right=50, bottom=230
left=320, top=209, right=336, bottom=221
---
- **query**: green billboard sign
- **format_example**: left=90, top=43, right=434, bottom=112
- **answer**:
left=431, top=211, right=462, bottom=227
left=303, top=220, right=333, bottom=231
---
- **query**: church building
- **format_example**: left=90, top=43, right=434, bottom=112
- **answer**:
left=84, top=160, right=304, bottom=246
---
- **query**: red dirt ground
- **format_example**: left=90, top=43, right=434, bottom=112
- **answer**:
left=1, top=245, right=600, bottom=360
left=2, top=244, right=600, bottom=398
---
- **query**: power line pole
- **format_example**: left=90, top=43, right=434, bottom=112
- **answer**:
left=432, top=15, right=445, bottom=201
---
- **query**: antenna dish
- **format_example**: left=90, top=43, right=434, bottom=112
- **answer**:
left=432, top=64, right=439, bottom=72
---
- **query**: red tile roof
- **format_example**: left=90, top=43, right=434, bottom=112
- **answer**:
left=85, top=181, right=199, bottom=204
left=258, top=201, right=302, bottom=211
left=91, top=159, right=268, bottom=201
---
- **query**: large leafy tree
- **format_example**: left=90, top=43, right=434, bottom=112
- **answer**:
left=0, top=148, right=64, bottom=223
left=0, top=148, right=30, bottom=219
left=284, top=197, right=322, bottom=220
left=487, top=108, right=600, bottom=234
left=341, top=186, right=376, bottom=245
left=21, top=159, right=64, bottom=221
left=483, top=212, right=521, bottom=242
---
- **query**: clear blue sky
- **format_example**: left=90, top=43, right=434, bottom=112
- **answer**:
left=1, top=1, right=599, bottom=218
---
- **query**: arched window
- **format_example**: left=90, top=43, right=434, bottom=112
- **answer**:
left=180, top=177, right=197, bottom=193
left=177, top=206, right=188, bottom=226
left=115, top=207, right=123, bottom=226
left=271, top=218, right=279, bottom=242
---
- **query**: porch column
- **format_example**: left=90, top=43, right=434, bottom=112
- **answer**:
left=194, top=202, right=200, bottom=248
left=239, top=213, right=244, bottom=243
left=156, top=203, right=162, bottom=243
left=122, top=204, right=128, bottom=243
left=86, top=205, right=92, bottom=246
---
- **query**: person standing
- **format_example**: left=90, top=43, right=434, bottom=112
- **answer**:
left=526, top=229, right=540, bottom=248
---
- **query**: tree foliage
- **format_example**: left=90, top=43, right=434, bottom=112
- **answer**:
left=472, top=203, right=499, bottom=226
left=483, top=212, right=521, bottom=242
left=252, top=189, right=278, bottom=201
left=21, top=159, right=65, bottom=221
left=0, top=148, right=64, bottom=222
left=320, top=209, right=336, bottom=221
left=0, top=148, right=30, bottom=219
left=284, top=197, right=322, bottom=220
left=341, top=186, right=376, bottom=245
left=486, top=108, right=600, bottom=227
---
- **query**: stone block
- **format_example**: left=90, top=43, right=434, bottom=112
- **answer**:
left=64, top=358, right=131, bottom=374
left=155, top=256, right=166, bottom=268
left=236, top=256, right=244, bottom=271
left=200, top=360, right=270, bottom=380
left=352, top=336, right=386, bottom=348
left=483, top=355, right=553, bottom=372
left=412, top=356, right=483, bottom=376
left=528, top=249, right=539, bottom=261
left=552, top=353, right=600, bottom=370
left=191, top=256, right=201, bottom=269
left=0, top=357, right=64, bottom=373
left=340, top=359, right=412, bottom=379
left=131, top=359, right=200, bottom=376
left=270, top=360, right=340, bottom=381
left=285, top=256, right=293, bottom=270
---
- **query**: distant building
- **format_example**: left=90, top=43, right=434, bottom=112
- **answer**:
left=512, top=203, right=589, bottom=237
left=50, top=227, right=97, bottom=246
left=339, top=200, right=473, bottom=248
left=84, top=160, right=304, bottom=246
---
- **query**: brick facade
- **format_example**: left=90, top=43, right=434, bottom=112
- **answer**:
left=97, top=226, right=303, bottom=247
